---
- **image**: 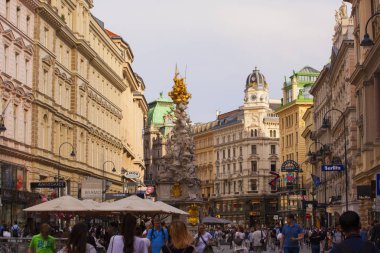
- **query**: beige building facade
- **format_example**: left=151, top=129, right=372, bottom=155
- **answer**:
left=345, top=0, right=380, bottom=223
left=0, top=0, right=147, bottom=222
left=192, top=68, right=280, bottom=225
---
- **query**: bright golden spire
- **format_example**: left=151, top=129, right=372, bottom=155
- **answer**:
left=168, top=65, right=191, bottom=104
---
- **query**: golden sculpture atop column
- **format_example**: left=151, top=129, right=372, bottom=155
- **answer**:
left=168, top=66, right=191, bottom=105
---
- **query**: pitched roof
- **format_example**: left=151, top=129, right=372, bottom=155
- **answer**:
left=105, top=29, right=120, bottom=38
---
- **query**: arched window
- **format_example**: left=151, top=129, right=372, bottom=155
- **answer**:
left=254, top=129, right=258, bottom=137
left=270, top=130, right=273, bottom=137
left=43, top=114, right=48, bottom=149
left=273, top=130, right=276, bottom=138
left=250, top=129, right=254, bottom=137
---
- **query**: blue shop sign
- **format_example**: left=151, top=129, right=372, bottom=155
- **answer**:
left=321, top=164, right=345, bottom=172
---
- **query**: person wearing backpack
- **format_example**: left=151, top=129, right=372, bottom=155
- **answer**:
left=11, top=220, right=20, bottom=237
left=233, top=225, right=247, bottom=253
left=330, top=211, right=379, bottom=253
left=194, top=224, right=213, bottom=253
left=250, top=226, right=265, bottom=253
left=147, top=217, right=168, bottom=253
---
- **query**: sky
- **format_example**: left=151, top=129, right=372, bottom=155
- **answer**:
left=92, top=0, right=347, bottom=123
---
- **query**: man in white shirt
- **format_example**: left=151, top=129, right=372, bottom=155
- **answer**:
left=251, top=226, right=266, bottom=253
left=194, top=224, right=213, bottom=253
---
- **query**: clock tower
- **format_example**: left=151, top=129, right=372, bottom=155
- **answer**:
left=243, top=67, right=270, bottom=109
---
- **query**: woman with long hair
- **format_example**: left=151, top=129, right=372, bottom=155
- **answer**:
left=58, top=223, right=97, bottom=253
left=161, top=221, right=194, bottom=253
left=107, top=214, right=148, bottom=253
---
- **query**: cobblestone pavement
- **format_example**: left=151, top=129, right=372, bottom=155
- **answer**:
left=213, top=244, right=313, bottom=253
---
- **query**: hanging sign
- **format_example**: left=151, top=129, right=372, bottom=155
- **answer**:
left=321, top=164, right=345, bottom=172
left=124, top=171, right=140, bottom=179
left=281, top=160, right=300, bottom=172
left=146, top=186, right=155, bottom=194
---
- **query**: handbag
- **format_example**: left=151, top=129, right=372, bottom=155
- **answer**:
left=200, top=235, right=214, bottom=253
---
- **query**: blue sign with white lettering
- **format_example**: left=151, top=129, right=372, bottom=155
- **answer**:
left=321, top=164, right=345, bottom=172
left=376, top=174, right=380, bottom=196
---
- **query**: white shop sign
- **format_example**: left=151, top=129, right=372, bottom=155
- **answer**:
left=124, top=171, right=140, bottom=179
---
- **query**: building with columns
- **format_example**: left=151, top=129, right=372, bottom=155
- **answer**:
left=192, top=68, right=280, bottom=226
left=309, top=2, right=356, bottom=226
left=344, top=0, right=380, bottom=223
left=0, top=0, right=39, bottom=223
left=276, top=66, right=319, bottom=224
left=0, top=0, right=147, bottom=222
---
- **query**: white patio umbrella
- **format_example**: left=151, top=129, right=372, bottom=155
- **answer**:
left=23, top=195, right=91, bottom=212
left=146, top=200, right=189, bottom=215
left=93, top=195, right=164, bottom=213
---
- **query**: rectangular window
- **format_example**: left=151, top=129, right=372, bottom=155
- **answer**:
left=251, top=161, right=257, bottom=172
left=223, top=150, right=225, bottom=159
left=239, top=162, right=243, bottom=173
left=228, top=149, right=231, bottom=158
left=227, top=164, right=230, bottom=174
left=250, top=179, right=257, bottom=191
left=223, top=165, right=225, bottom=174
left=216, top=166, right=219, bottom=175
left=16, top=6, right=20, bottom=27
left=216, top=151, right=219, bottom=160
left=233, top=181, right=236, bottom=193
left=271, top=145, right=276, bottom=154
left=233, top=148, right=236, bottom=157
left=43, top=70, right=48, bottom=94
left=6, top=0, right=10, bottom=19
left=25, top=59, right=29, bottom=84
left=271, top=162, right=276, bottom=172
left=26, top=16, right=30, bottom=35
left=4, top=45, right=8, bottom=73
left=44, top=27, right=49, bottom=47
left=233, top=163, right=236, bottom=173
left=15, top=53, right=19, bottom=79
left=239, top=147, right=242, bottom=156
left=251, top=145, right=257, bottom=154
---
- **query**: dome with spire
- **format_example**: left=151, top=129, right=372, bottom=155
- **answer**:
left=246, top=67, right=268, bottom=90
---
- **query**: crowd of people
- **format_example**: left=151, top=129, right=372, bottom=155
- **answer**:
left=5, top=210, right=380, bottom=253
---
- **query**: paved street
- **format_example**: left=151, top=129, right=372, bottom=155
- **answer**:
left=213, top=244, right=313, bottom=253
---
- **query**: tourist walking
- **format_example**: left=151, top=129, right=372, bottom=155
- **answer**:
left=309, top=228, right=322, bottom=253
left=360, top=226, right=370, bottom=241
left=250, top=226, right=265, bottom=253
left=147, top=217, right=169, bottom=253
left=160, top=220, right=194, bottom=253
left=330, top=211, right=379, bottom=253
left=28, top=223, right=56, bottom=253
left=107, top=214, right=148, bottom=253
left=233, top=225, right=247, bottom=253
left=11, top=220, right=20, bottom=237
left=279, top=214, right=304, bottom=253
left=57, top=223, right=96, bottom=253
left=194, top=224, right=213, bottom=253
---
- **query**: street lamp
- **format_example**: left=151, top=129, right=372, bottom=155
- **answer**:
left=360, top=12, right=380, bottom=47
left=58, top=142, right=76, bottom=197
left=322, top=108, right=349, bottom=211
left=102, top=161, right=116, bottom=201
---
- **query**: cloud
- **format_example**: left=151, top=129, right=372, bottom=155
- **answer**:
left=92, top=0, right=345, bottom=122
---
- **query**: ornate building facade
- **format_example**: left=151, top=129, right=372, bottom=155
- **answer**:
left=0, top=0, right=147, bottom=222
left=309, top=3, right=356, bottom=226
left=344, top=0, right=380, bottom=223
left=276, top=66, right=319, bottom=223
left=144, top=93, right=174, bottom=185
left=0, top=0, right=39, bottom=223
left=192, top=68, right=280, bottom=225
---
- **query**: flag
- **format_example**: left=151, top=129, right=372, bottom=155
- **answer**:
left=311, top=174, right=321, bottom=187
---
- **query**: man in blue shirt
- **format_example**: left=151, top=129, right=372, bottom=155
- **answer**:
left=147, top=217, right=168, bottom=253
left=280, top=214, right=304, bottom=253
left=330, top=211, right=379, bottom=253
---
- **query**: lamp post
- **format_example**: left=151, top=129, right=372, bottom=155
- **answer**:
left=360, top=12, right=380, bottom=46
left=102, top=161, right=116, bottom=201
left=322, top=108, right=349, bottom=211
left=58, top=142, right=76, bottom=197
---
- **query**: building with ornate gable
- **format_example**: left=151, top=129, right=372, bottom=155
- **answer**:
left=192, top=68, right=280, bottom=225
